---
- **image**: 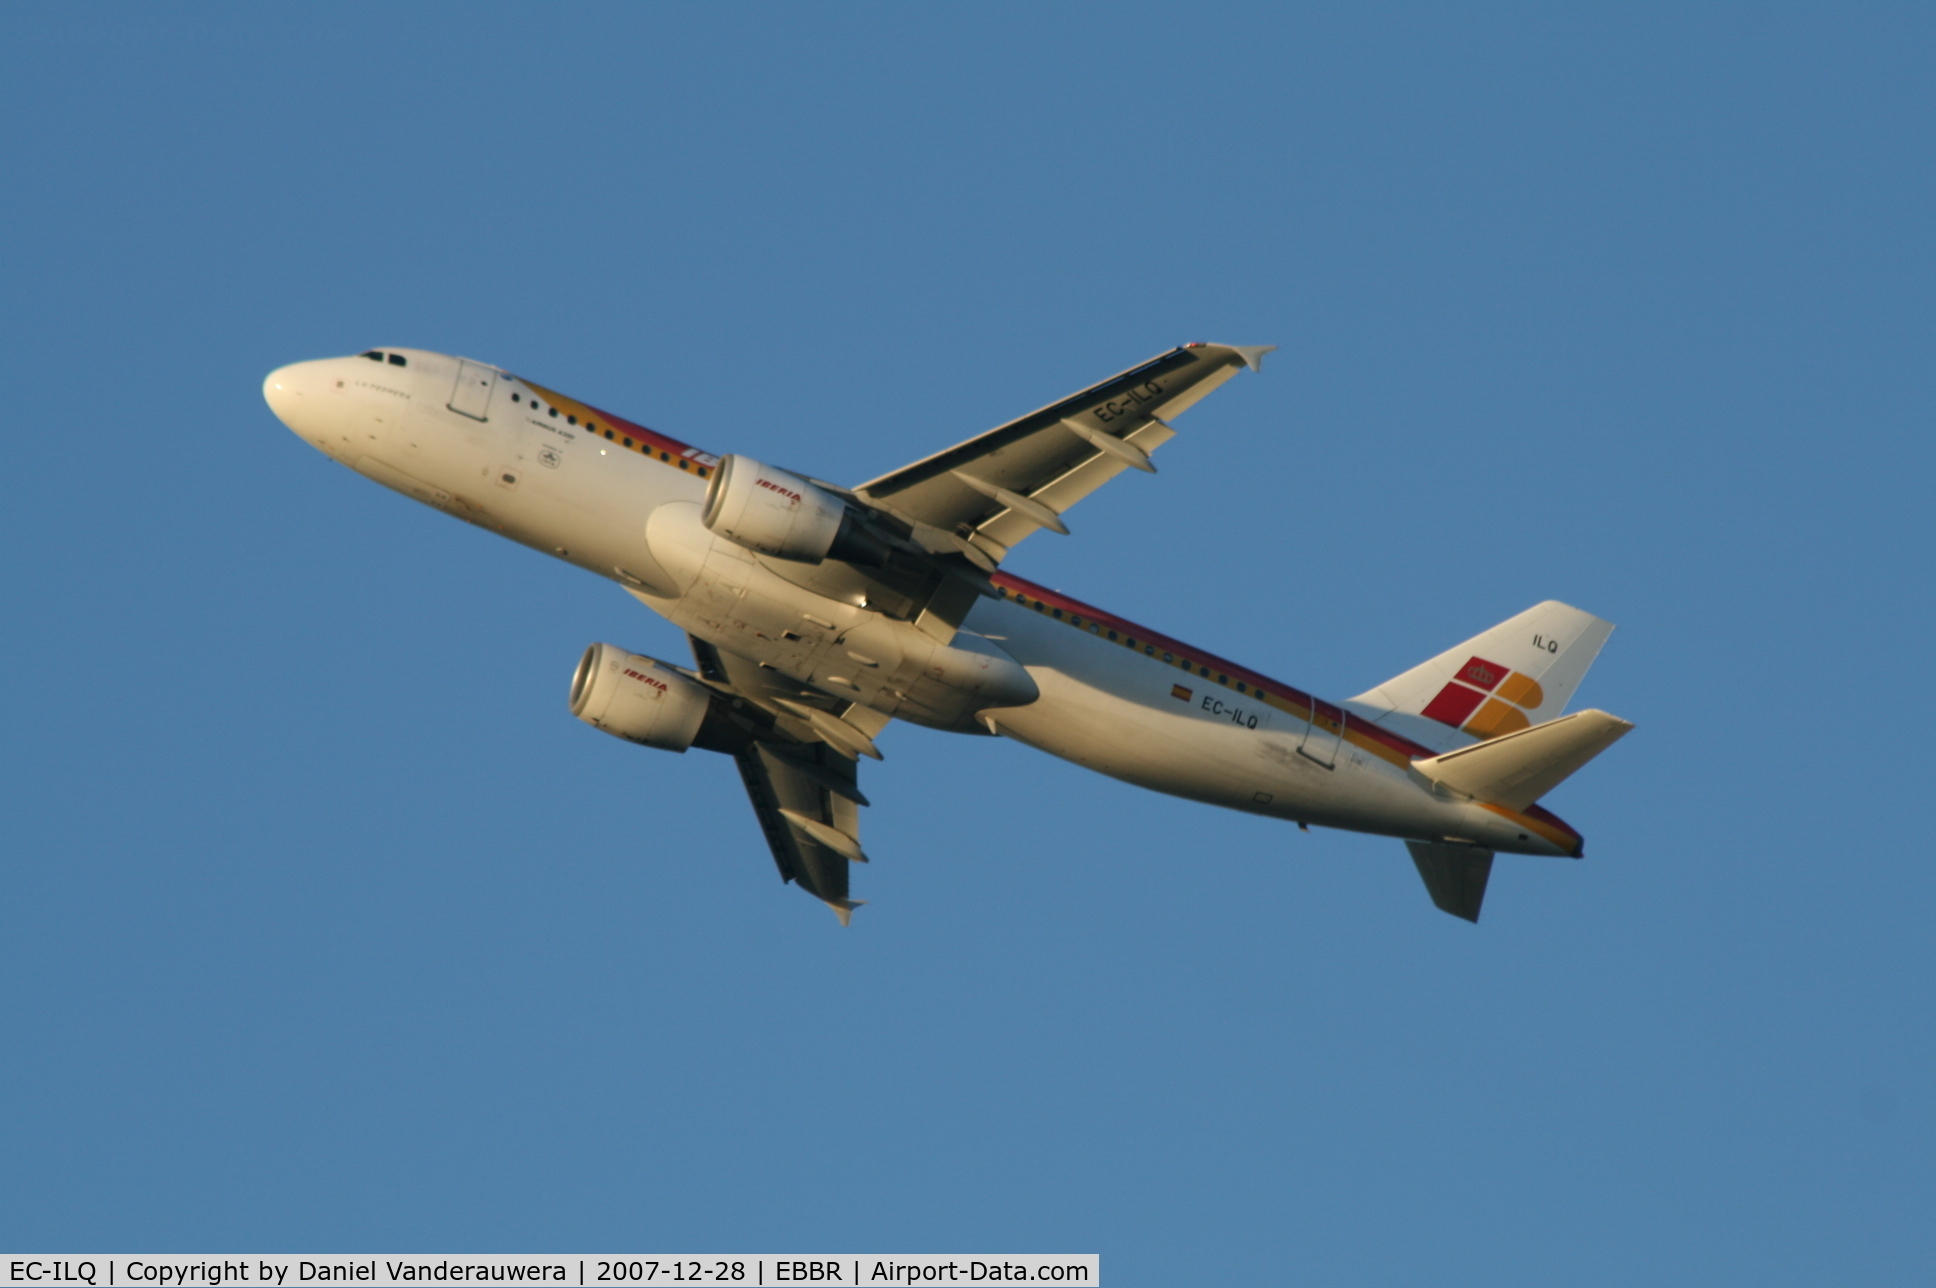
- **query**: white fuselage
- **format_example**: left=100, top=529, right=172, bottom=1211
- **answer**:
left=264, top=348, right=1579, bottom=859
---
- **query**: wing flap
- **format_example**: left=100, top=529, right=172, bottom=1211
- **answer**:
left=855, top=344, right=1266, bottom=560
left=971, top=415, right=1180, bottom=551
left=735, top=740, right=866, bottom=922
left=683, top=634, right=875, bottom=922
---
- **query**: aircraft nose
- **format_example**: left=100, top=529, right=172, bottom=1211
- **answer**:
left=263, top=363, right=306, bottom=428
left=263, top=359, right=344, bottom=449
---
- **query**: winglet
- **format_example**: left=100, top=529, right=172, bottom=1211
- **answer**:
left=1229, top=344, right=1277, bottom=373
left=827, top=898, right=865, bottom=927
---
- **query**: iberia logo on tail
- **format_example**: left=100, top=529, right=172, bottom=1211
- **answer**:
left=1420, top=657, right=1546, bottom=740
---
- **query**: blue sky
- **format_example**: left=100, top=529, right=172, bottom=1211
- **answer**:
left=3, top=4, right=1931, bottom=1282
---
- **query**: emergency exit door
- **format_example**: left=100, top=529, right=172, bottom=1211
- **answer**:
left=1299, top=697, right=1345, bottom=769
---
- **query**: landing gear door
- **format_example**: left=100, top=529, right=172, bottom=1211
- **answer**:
left=448, top=360, right=497, bottom=421
left=1299, top=697, right=1345, bottom=769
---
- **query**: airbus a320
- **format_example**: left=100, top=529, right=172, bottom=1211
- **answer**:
left=264, top=343, right=1631, bottom=923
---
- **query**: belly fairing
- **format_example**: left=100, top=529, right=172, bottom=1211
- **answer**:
left=643, top=502, right=1038, bottom=731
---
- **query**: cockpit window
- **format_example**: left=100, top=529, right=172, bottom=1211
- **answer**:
left=361, top=351, right=384, bottom=362
left=388, top=354, right=407, bottom=367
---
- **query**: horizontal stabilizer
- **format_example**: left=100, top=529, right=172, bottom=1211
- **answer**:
left=1413, top=709, right=1633, bottom=810
left=1407, top=841, right=1494, bottom=922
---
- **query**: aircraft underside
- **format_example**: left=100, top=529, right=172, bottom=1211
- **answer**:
left=264, top=342, right=1631, bottom=924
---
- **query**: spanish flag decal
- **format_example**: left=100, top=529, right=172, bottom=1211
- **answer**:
left=1171, top=684, right=1194, bottom=702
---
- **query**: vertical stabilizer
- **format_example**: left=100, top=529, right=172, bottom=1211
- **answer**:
left=1407, top=841, right=1495, bottom=922
left=1347, top=601, right=1615, bottom=754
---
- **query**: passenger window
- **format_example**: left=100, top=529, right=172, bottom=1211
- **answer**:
left=1162, top=652, right=1173, bottom=663
left=511, top=393, right=521, bottom=403
left=1217, top=674, right=1228, bottom=685
left=567, top=415, right=577, bottom=425
left=388, top=354, right=406, bottom=366
left=549, top=408, right=559, bottom=418
left=623, top=437, right=634, bottom=448
left=679, top=460, right=689, bottom=469
left=605, top=429, right=614, bottom=440
left=1144, top=645, right=1154, bottom=655
left=1237, top=683, right=1247, bottom=694
left=1107, top=630, right=1118, bottom=641
left=1090, top=624, right=1100, bottom=635
left=1052, top=609, right=1064, bottom=619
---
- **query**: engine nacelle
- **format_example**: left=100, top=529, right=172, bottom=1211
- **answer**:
left=701, top=454, right=889, bottom=565
left=568, top=643, right=714, bottom=752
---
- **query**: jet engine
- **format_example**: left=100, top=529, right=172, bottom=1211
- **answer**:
left=568, top=643, right=716, bottom=752
left=701, top=455, right=889, bottom=565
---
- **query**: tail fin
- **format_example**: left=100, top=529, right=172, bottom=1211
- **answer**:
left=1407, top=841, right=1494, bottom=922
left=1413, top=708, right=1634, bottom=810
left=1347, top=601, right=1615, bottom=754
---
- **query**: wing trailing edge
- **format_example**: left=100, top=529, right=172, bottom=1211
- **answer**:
left=853, top=342, right=1269, bottom=564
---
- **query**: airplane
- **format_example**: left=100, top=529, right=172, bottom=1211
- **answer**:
left=263, top=342, right=1632, bottom=924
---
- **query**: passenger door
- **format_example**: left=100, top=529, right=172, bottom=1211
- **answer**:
left=447, top=360, right=497, bottom=421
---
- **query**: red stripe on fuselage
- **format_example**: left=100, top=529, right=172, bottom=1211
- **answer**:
left=989, top=572, right=1585, bottom=850
left=1523, top=803, right=1584, bottom=852
left=518, top=378, right=715, bottom=473
left=520, top=376, right=1588, bottom=854
left=991, top=572, right=1429, bottom=764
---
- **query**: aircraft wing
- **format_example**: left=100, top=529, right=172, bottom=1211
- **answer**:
left=688, top=635, right=873, bottom=923
left=734, top=740, right=867, bottom=924
left=853, top=343, right=1272, bottom=567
